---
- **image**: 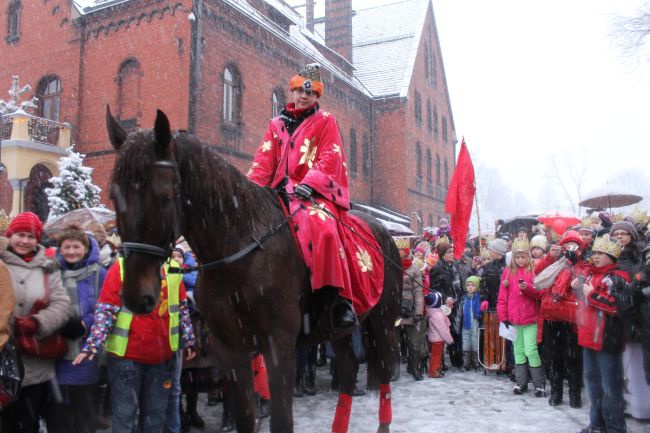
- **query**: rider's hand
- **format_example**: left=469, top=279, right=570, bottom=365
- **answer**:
left=185, top=348, right=197, bottom=362
left=294, top=184, right=313, bottom=200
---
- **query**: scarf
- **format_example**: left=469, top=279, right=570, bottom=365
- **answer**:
left=280, top=102, right=319, bottom=135
left=8, top=246, right=35, bottom=262
left=462, top=293, right=481, bottom=329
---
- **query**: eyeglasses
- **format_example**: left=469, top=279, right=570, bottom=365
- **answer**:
left=611, top=231, right=631, bottom=237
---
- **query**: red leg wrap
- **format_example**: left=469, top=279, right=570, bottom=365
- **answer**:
left=331, top=393, right=353, bottom=433
left=251, top=354, right=271, bottom=400
left=379, top=383, right=392, bottom=425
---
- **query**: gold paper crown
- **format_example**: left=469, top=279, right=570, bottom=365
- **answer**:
left=0, top=210, right=10, bottom=235
left=479, top=246, right=490, bottom=260
left=580, top=216, right=592, bottom=229
left=630, top=208, right=650, bottom=228
left=592, top=234, right=622, bottom=258
left=435, top=235, right=451, bottom=247
left=394, top=237, right=410, bottom=250
left=105, top=233, right=121, bottom=247
left=611, top=213, right=625, bottom=223
left=299, top=63, right=322, bottom=82
left=511, top=238, right=530, bottom=253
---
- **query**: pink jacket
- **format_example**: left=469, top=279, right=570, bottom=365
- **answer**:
left=497, top=267, right=538, bottom=326
left=426, top=307, right=454, bottom=344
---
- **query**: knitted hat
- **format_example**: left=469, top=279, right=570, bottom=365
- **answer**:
left=413, top=246, right=426, bottom=256
left=487, top=238, right=507, bottom=256
left=466, top=276, right=480, bottom=290
left=560, top=230, right=583, bottom=249
left=5, top=212, right=43, bottom=241
left=610, top=221, right=639, bottom=241
left=425, top=291, right=442, bottom=308
left=530, top=235, right=548, bottom=251
left=289, top=63, right=324, bottom=97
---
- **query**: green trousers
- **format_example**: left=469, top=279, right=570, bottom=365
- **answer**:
left=513, top=323, right=541, bottom=367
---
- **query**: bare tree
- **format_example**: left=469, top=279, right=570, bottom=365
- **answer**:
left=545, top=153, right=589, bottom=215
left=612, top=2, right=650, bottom=62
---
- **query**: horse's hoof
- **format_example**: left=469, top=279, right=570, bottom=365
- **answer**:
left=376, top=423, right=391, bottom=433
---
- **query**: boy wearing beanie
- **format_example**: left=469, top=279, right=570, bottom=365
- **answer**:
left=459, top=276, right=482, bottom=370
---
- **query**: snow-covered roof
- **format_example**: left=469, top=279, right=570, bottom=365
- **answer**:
left=313, top=0, right=428, bottom=98
left=72, top=0, right=131, bottom=15
left=352, top=0, right=428, bottom=97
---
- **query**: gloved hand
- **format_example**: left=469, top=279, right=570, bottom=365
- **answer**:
left=294, top=184, right=313, bottom=200
left=502, top=320, right=512, bottom=329
left=564, top=249, right=578, bottom=265
left=14, top=316, right=39, bottom=336
left=60, top=318, right=87, bottom=339
left=480, top=300, right=489, bottom=312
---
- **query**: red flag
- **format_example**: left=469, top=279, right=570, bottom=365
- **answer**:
left=445, top=139, right=476, bottom=260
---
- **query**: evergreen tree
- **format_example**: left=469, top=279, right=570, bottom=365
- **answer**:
left=46, top=146, right=102, bottom=220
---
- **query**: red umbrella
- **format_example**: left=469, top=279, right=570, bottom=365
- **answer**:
left=537, top=212, right=580, bottom=236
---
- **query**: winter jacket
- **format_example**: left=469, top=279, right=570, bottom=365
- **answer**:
left=480, top=256, right=506, bottom=310
left=1, top=244, right=70, bottom=387
left=429, top=260, right=462, bottom=303
left=617, top=242, right=643, bottom=282
left=0, top=254, right=15, bottom=351
left=496, top=267, right=538, bottom=326
left=425, top=307, right=453, bottom=344
left=631, top=262, right=650, bottom=384
left=577, top=263, right=632, bottom=353
left=401, top=262, right=424, bottom=326
left=54, top=235, right=106, bottom=385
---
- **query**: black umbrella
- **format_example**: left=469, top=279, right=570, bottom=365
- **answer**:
left=496, top=215, right=539, bottom=237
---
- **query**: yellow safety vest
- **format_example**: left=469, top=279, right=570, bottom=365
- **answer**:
left=105, top=258, right=182, bottom=357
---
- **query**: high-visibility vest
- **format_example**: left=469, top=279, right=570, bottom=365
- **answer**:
left=105, top=258, right=182, bottom=357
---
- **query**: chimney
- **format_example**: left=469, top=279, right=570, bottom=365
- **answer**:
left=325, top=0, right=352, bottom=63
left=306, top=0, right=315, bottom=32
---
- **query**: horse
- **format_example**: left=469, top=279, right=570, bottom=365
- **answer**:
left=105, top=107, right=402, bottom=433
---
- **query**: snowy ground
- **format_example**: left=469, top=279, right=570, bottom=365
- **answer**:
left=187, top=362, right=650, bottom=433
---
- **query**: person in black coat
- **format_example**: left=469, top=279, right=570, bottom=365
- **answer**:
left=479, top=239, right=508, bottom=310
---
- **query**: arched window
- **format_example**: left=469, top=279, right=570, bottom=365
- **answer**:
left=271, top=88, right=285, bottom=118
left=442, top=116, right=448, bottom=144
left=424, top=45, right=430, bottom=80
left=349, top=129, right=358, bottom=177
left=426, top=99, right=432, bottom=134
left=36, top=75, right=62, bottom=121
left=117, top=59, right=141, bottom=127
left=433, top=106, right=438, bottom=137
left=444, top=159, right=449, bottom=187
left=435, top=153, right=441, bottom=185
left=6, top=0, right=21, bottom=41
left=414, top=91, right=422, bottom=126
left=415, top=143, right=422, bottom=178
left=431, top=46, right=437, bottom=87
left=426, top=149, right=432, bottom=185
left=362, top=133, right=370, bottom=180
left=223, top=66, right=241, bottom=124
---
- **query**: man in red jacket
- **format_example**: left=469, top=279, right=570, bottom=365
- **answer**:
left=574, top=234, right=632, bottom=433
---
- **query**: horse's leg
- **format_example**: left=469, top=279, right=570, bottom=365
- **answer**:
left=368, top=313, right=396, bottom=433
left=330, top=336, right=358, bottom=433
left=263, top=332, right=298, bottom=433
left=225, top=354, right=257, bottom=433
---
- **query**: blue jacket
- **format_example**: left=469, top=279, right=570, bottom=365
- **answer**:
left=55, top=235, right=106, bottom=385
left=182, top=251, right=198, bottom=293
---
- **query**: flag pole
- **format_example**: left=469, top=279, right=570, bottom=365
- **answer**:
left=474, top=182, right=481, bottom=241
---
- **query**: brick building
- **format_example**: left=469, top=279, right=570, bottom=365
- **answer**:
left=0, top=0, right=456, bottom=231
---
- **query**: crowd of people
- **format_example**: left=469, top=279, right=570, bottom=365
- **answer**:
left=393, top=210, right=650, bottom=433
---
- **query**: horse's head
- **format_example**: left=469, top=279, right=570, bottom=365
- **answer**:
left=107, top=107, right=183, bottom=313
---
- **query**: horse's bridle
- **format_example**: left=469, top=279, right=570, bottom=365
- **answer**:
left=117, top=159, right=184, bottom=260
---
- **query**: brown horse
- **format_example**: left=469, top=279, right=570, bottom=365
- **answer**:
left=106, top=108, right=402, bottom=433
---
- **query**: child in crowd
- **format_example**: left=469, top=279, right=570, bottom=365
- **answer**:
left=425, top=292, right=453, bottom=378
left=530, top=235, right=548, bottom=268
left=497, top=239, right=545, bottom=396
left=459, top=276, right=481, bottom=371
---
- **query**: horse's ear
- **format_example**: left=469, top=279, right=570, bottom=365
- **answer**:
left=106, top=105, right=127, bottom=150
left=154, top=109, right=171, bottom=156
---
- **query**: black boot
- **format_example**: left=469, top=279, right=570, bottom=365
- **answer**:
left=220, top=391, right=235, bottom=432
left=568, top=376, right=582, bottom=408
left=186, top=392, right=205, bottom=428
left=331, top=295, right=357, bottom=332
left=294, top=373, right=305, bottom=398
left=530, top=366, right=546, bottom=397
left=463, top=351, right=473, bottom=371
left=303, top=365, right=318, bottom=396
left=513, top=363, right=529, bottom=395
left=548, top=376, right=563, bottom=406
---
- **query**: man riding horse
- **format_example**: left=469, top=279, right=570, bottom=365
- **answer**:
left=247, top=64, right=358, bottom=333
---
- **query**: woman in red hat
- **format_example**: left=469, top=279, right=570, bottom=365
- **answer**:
left=0, top=212, right=70, bottom=433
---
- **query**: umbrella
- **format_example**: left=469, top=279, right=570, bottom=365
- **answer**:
left=537, top=211, right=580, bottom=236
left=579, top=192, right=642, bottom=210
left=44, top=207, right=116, bottom=239
left=496, top=215, right=539, bottom=237
left=379, top=219, right=415, bottom=236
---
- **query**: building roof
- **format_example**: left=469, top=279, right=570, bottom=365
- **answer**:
left=314, top=0, right=428, bottom=98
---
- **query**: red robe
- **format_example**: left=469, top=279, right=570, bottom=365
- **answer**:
left=247, top=108, right=383, bottom=315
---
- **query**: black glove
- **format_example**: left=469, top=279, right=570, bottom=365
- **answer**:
left=503, top=320, right=512, bottom=329
left=564, top=250, right=578, bottom=265
left=294, top=184, right=313, bottom=200
left=60, top=318, right=86, bottom=339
